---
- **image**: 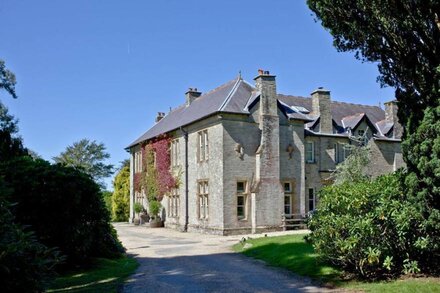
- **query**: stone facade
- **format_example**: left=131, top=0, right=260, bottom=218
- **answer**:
left=127, top=71, right=405, bottom=235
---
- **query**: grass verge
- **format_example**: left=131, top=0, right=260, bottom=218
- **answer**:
left=47, top=256, right=138, bottom=293
left=233, top=234, right=440, bottom=293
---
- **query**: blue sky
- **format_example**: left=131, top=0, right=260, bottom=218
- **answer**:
left=0, top=0, right=394, bottom=190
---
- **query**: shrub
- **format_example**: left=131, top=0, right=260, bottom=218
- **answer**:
left=134, top=202, right=143, bottom=214
left=112, top=165, right=130, bottom=222
left=0, top=157, right=124, bottom=268
left=308, top=173, right=435, bottom=279
left=0, top=192, right=62, bottom=292
left=149, top=200, right=161, bottom=219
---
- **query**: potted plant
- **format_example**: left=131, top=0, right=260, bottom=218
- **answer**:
left=133, top=202, right=143, bottom=225
left=149, top=200, right=163, bottom=228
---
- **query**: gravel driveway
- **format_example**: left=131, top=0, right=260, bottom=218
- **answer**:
left=114, top=223, right=333, bottom=293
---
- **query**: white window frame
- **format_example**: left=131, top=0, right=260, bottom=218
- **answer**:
left=236, top=181, right=248, bottom=220
left=198, top=180, right=209, bottom=219
left=283, top=181, right=293, bottom=215
left=135, top=150, right=142, bottom=173
left=168, top=188, right=179, bottom=218
left=198, top=130, right=209, bottom=162
left=305, top=141, right=315, bottom=163
left=171, top=139, right=180, bottom=167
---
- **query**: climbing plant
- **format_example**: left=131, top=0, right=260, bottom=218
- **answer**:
left=135, top=135, right=177, bottom=203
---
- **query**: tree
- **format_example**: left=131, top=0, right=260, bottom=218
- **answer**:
left=112, top=165, right=130, bottom=222
left=53, top=139, right=114, bottom=187
left=307, top=0, right=440, bottom=275
left=102, top=190, right=113, bottom=215
left=307, top=1, right=440, bottom=128
left=0, top=59, right=17, bottom=99
left=0, top=102, right=28, bottom=160
left=333, top=144, right=371, bottom=185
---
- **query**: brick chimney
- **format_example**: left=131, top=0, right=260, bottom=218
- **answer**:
left=311, top=87, right=332, bottom=133
left=155, top=112, right=165, bottom=123
left=185, top=88, right=202, bottom=106
left=384, top=100, right=403, bottom=138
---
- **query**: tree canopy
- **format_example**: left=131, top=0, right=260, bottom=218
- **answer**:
left=0, top=59, right=17, bottom=99
left=307, top=1, right=440, bottom=129
left=53, top=138, right=114, bottom=187
left=0, top=102, right=28, bottom=160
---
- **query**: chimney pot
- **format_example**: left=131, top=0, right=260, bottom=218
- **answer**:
left=258, top=69, right=264, bottom=75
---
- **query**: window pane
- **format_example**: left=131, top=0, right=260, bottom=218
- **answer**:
left=237, top=195, right=244, bottom=206
left=237, top=207, right=245, bottom=217
left=284, top=195, right=290, bottom=205
left=284, top=182, right=291, bottom=192
left=284, top=205, right=291, bottom=214
left=237, top=182, right=245, bottom=193
left=309, top=188, right=315, bottom=211
left=204, top=131, right=209, bottom=160
left=306, top=142, right=313, bottom=162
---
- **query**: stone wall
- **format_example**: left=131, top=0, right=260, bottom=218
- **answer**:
left=222, top=115, right=259, bottom=233
left=367, top=139, right=404, bottom=177
left=279, top=120, right=306, bottom=214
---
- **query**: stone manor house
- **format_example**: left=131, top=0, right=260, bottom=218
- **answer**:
left=127, top=70, right=404, bottom=235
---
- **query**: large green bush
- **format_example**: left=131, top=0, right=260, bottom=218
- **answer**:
left=0, top=157, right=124, bottom=268
left=308, top=173, right=436, bottom=279
left=0, top=191, right=62, bottom=292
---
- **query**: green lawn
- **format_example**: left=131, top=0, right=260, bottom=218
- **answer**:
left=47, top=256, right=138, bottom=293
left=233, top=234, right=440, bottom=293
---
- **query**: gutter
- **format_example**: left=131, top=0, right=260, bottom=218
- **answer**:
left=180, top=127, right=189, bottom=232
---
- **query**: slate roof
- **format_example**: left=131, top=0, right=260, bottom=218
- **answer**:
left=376, top=119, right=394, bottom=136
left=277, top=94, right=385, bottom=126
left=127, top=77, right=254, bottom=148
left=341, top=113, right=366, bottom=129
left=128, top=78, right=396, bottom=149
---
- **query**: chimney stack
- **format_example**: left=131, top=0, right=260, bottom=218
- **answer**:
left=311, top=87, right=333, bottom=133
left=185, top=87, right=202, bottom=106
left=155, top=112, right=165, bottom=123
left=252, top=69, right=284, bottom=227
left=384, top=100, right=403, bottom=138
left=254, top=69, right=277, bottom=116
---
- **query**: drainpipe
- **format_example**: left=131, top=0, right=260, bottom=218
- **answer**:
left=181, top=127, right=189, bottom=232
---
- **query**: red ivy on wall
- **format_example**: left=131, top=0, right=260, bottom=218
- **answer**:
left=134, top=173, right=142, bottom=192
left=134, top=135, right=176, bottom=201
left=151, top=135, right=176, bottom=198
